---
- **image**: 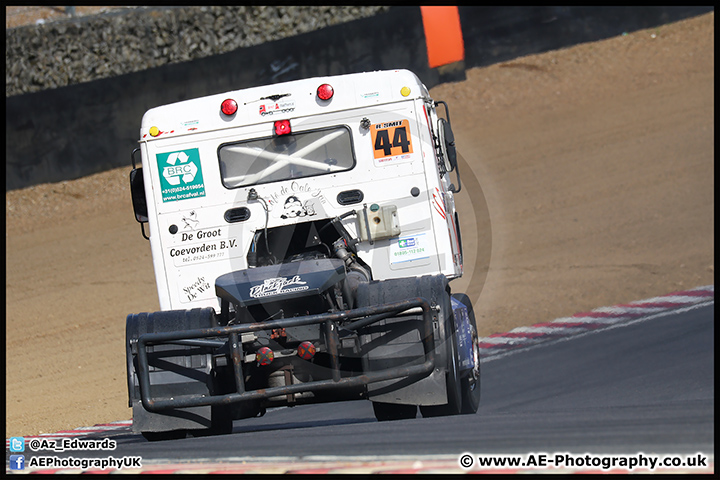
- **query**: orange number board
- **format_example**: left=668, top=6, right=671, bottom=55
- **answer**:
left=370, top=120, right=414, bottom=159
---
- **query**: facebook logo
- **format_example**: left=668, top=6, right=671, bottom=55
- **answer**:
left=9, top=454, right=25, bottom=470
left=9, top=436, right=25, bottom=452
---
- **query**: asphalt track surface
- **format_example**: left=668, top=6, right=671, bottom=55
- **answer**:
left=29, top=302, right=713, bottom=463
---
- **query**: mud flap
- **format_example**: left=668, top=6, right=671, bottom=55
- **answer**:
left=126, top=308, right=218, bottom=433
left=357, top=275, right=450, bottom=406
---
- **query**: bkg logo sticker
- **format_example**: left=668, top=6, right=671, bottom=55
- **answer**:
left=157, top=148, right=206, bottom=202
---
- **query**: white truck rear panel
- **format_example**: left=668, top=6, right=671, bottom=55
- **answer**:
left=138, top=70, right=462, bottom=311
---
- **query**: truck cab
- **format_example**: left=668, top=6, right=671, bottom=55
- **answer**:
left=127, top=69, right=479, bottom=440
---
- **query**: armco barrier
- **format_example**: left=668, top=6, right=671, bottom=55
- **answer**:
left=5, top=6, right=713, bottom=191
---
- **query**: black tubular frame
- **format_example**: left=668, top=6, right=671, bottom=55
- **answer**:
left=134, top=298, right=436, bottom=412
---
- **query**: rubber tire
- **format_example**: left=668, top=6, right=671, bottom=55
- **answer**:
left=454, top=293, right=481, bottom=414
left=372, top=402, right=418, bottom=421
left=189, top=406, right=234, bottom=437
left=142, top=430, right=187, bottom=442
left=127, top=308, right=218, bottom=440
left=210, top=405, right=234, bottom=435
left=420, top=290, right=462, bottom=418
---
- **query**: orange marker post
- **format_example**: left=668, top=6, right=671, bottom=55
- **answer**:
left=420, top=6, right=465, bottom=68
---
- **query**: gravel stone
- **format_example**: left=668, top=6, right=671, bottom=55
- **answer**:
left=6, top=6, right=390, bottom=97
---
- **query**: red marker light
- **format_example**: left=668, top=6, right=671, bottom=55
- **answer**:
left=274, top=119, right=291, bottom=136
left=297, top=341, right=316, bottom=360
left=256, top=347, right=274, bottom=366
left=317, top=84, right=334, bottom=100
left=221, top=98, right=238, bottom=115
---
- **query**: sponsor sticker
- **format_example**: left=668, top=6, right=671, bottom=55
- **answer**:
left=250, top=276, right=308, bottom=298
left=390, top=233, right=429, bottom=264
left=156, top=148, right=206, bottom=202
left=398, top=237, right=416, bottom=249
left=166, top=226, right=242, bottom=267
left=259, top=99, right=296, bottom=116
left=179, top=275, right=213, bottom=303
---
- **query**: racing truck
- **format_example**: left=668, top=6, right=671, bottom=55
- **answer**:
left=126, top=69, right=480, bottom=440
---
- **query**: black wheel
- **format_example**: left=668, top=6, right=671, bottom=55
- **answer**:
left=460, top=327, right=481, bottom=414
left=210, top=405, right=234, bottom=434
left=420, top=290, right=462, bottom=418
left=189, top=405, right=234, bottom=437
left=127, top=308, right=219, bottom=438
left=454, top=293, right=481, bottom=414
left=372, top=401, right=418, bottom=421
left=142, top=430, right=187, bottom=442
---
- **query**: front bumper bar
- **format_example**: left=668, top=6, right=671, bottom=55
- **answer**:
left=134, top=297, right=436, bottom=412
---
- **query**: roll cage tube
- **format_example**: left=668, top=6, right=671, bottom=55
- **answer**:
left=133, top=298, right=436, bottom=411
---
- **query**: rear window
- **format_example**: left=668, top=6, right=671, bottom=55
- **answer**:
left=218, top=126, right=355, bottom=188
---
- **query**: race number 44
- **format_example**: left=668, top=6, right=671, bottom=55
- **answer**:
left=371, top=120, right=414, bottom=159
